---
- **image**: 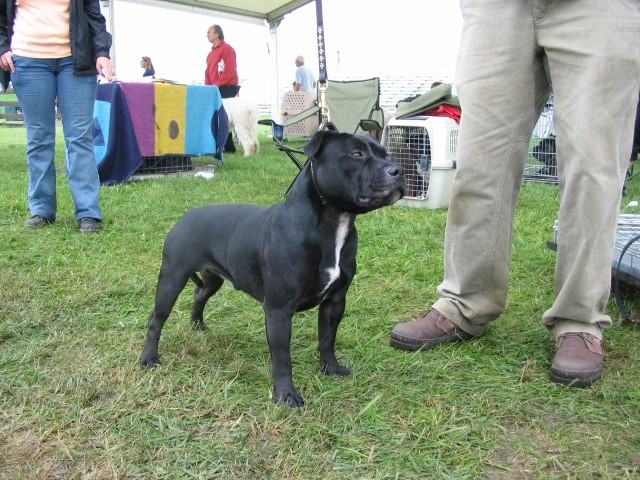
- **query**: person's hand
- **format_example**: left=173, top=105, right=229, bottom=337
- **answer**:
left=0, top=50, right=15, bottom=73
left=96, top=56, right=115, bottom=81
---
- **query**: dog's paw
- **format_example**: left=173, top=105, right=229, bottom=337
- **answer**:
left=274, top=388, right=305, bottom=408
left=190, top=318, right=207, bottom=331
left=321, top=361, right=351, bottom=377
left=140, top=353, right=160, bottom=368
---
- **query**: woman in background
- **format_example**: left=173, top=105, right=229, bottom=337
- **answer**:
left=141, top=56, right=155, bottom=78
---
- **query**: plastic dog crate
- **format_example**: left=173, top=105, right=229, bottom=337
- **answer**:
left=382, top=116, right=459, bottom=209
left=281, top=91, right=319, bottom=138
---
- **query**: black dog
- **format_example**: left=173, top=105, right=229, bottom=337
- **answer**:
left=532, top=134, right=557, bottom=176
left=140, top=130, right=405, bottom=407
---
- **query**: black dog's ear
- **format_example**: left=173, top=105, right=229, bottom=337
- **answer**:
left=303, top=129, right=338, bottom=158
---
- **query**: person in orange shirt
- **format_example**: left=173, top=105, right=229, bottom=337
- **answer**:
left=0, top=0, right=114, bottom=233
left=205, top=24, right=239, bottom=153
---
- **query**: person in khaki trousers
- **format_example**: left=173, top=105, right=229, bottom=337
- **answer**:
left=391, top=0, right=640, bottom=387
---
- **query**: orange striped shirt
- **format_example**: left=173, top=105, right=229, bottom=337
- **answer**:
left=11, top=0, right=72, bottom=59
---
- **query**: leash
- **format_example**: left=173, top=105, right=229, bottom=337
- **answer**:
left=278, top=0, right=336, bottom=199
left=315, top=0, right=331, bottom=131
left=315, top=0, right=327, bottom=86
left=281, top=154, right=328, bottom=204
left=309, top=157, right=327, bottom=205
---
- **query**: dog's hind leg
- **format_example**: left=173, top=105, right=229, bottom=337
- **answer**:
left=235, top=129, right=252, bottom=157
left=317, top=292, right=351, bottom=377
left=140, top=266, right=192, bottom=368
left=191, top=270, right=224, bottom=330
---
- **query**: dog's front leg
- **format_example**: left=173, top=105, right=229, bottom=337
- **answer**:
left=265, top=309, right=304, bottom=407
left=317, top=292, right=351, bottom=377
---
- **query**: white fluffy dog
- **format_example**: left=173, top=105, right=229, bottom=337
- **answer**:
left=222, top=97, right=260, bottom=156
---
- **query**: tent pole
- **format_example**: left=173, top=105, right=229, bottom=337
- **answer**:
left=268, top=20, right=281, bottom=118
left=108, top=0, right=116, bottom=71
left=99, top=0, right=117, bottom=73
left=315, top=0, right=327, bottom=85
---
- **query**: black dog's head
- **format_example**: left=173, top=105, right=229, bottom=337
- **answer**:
left=303, top=130, right=405, bottom=213
left=532, top=135, right=556, bottom=166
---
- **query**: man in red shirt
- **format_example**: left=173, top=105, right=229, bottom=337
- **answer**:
left=205, top=24, right=239, bottom=153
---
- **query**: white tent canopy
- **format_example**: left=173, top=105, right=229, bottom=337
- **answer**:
left=119, top=0, right=315, bottom=24
left=103, top=0, right=316, bottom=114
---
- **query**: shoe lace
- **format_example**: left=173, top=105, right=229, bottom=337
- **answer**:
left=558, top=332, right=603, bottom=355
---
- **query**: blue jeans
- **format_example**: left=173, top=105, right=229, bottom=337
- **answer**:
left=11, top=55, right=102, bottom=222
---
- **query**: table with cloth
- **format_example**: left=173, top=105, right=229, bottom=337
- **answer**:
left=92, top=82, right=229, bottom=185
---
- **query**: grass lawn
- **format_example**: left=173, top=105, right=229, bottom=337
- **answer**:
left=1, top=125, right=639, bottom=479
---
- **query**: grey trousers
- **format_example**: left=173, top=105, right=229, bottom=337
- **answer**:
left=432, top=0, right=640, bottom=339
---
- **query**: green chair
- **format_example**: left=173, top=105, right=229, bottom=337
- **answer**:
left=283, top=77, right=384, bottom=136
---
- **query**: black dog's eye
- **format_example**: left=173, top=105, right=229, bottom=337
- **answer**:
left=350, top=150, right=365, bottom=159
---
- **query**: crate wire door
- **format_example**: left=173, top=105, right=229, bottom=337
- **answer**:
left=524, top=95, right=558, bottom=184
left=384, top=124, right=432, bottom=198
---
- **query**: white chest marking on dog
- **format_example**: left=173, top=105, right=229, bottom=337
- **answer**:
left=322, top=213, right=350, bottom=294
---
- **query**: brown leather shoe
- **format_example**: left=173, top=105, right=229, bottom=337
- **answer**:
left=390, top=309, right=475, bottom=351
left=550, top=332, right=604, bottom=387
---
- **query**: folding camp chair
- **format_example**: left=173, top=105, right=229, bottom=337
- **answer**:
left=280, top=77, right=385, bottom=137
left=259, top=78, right=385, bottom=172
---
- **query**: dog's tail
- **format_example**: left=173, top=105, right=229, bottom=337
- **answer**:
left=190, top=273, right=204, bottom=288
